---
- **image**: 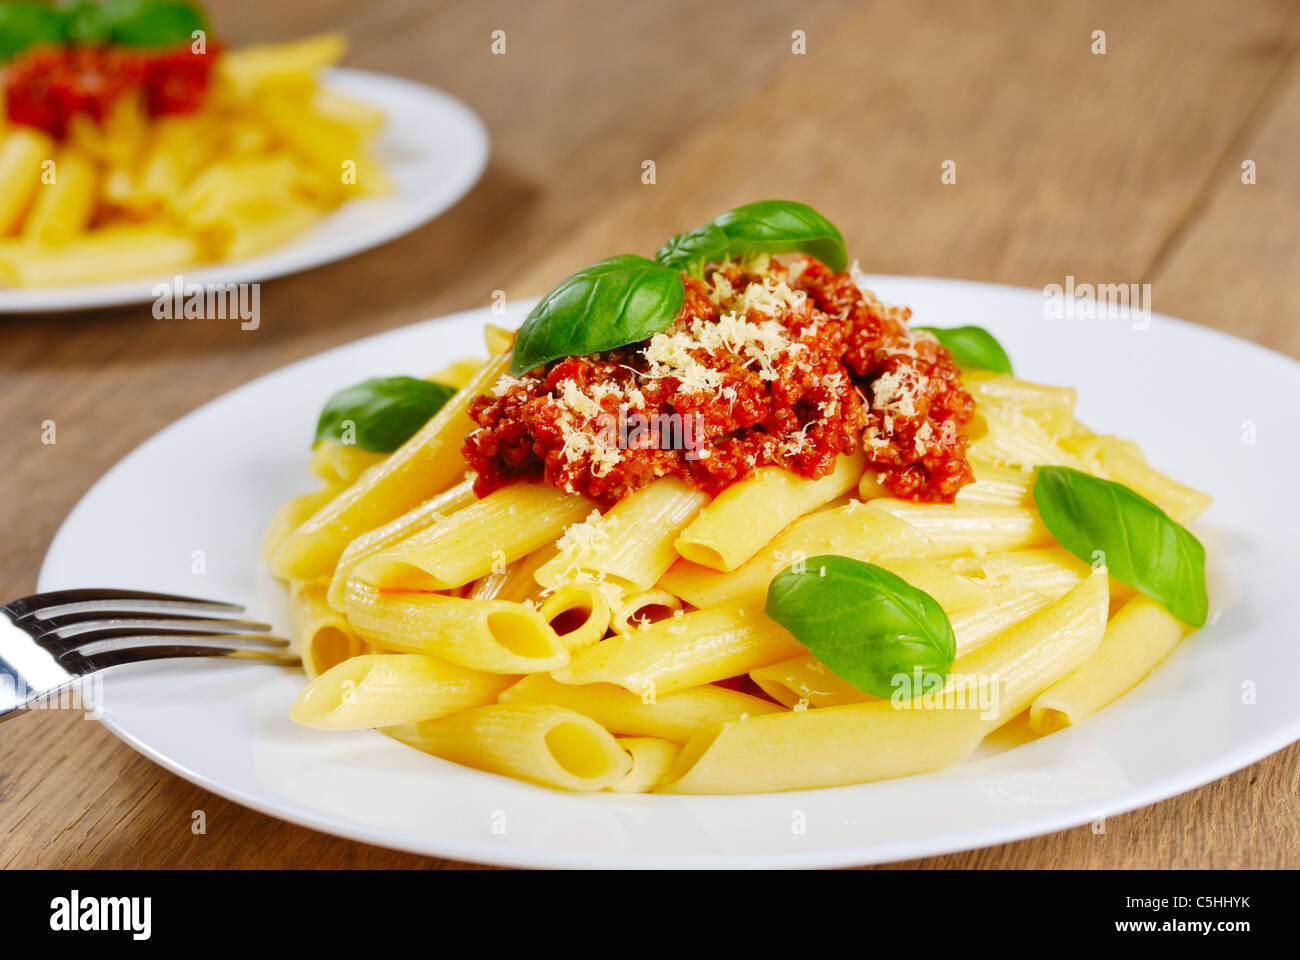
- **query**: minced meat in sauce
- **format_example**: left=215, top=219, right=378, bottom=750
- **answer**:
left=463, top=254, right=975, bottom=505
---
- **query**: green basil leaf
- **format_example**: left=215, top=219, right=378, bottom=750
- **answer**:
left=313, top=376, right=456, bottom=454
left=712, top=200, right=848, bottom=272
left=765, top=554, right=956, bottom=698
left=1033, top=466, right=1207, bottom=626
left=657, top=200, right=848, bottom=274
left=655, top=223, right=730, bottom=277
left=103, top=0, right=207, bottom=49
left=62, top=1, right=113, bottom=45
left=511, top=254, right=685, bottom=377
left=915, top=325, right=1013, bottom=375
left=0, top=2, right=66, bottom=62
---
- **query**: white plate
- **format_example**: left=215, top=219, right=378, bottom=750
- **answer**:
left=0, top=68, right=488, bottom=315
left=38, top=278, right=1300, bottom=868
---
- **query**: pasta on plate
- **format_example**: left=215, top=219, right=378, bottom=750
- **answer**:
left=267, top=201, right=1212, bottom=794
left=0, top=0, right=388, bottom=287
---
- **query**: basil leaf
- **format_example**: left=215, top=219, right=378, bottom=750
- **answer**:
left=915, top=325, right=1013, bottom=375
left=1033, top=466, right=1207, bottom=626
left=766, top=555, right=956, bottom=699
left=63, top=1, right=113, bottom=45
left=657, top=200, right=848, bottom=274
left=313, top=377, right=456, bottom=454
left=655, top=223, right=730, bottom=277
left=713, top=200, right=847, bottom=272
left=0, top=2, right=66, bottom=62
left=103, top=0, right=207, bottom=49
left=511, top=254, right=685, bottom=377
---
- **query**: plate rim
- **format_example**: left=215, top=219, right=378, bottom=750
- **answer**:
left=36, top=276, right=1300, bottom=868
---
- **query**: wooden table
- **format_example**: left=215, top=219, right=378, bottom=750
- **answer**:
left=2, top=0, right=1298, bottom=869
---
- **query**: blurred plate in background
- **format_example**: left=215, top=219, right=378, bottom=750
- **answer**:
left=0, top=68, right=488, bottom=315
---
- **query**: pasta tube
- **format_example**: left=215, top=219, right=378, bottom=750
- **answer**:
left=551, top=606, right=804, bottom=696
left=610, top=588, right=682, bottom=633
left=0, top=128, right=52, bottom=234
left=659, top=501, right=937, bottom=610
left=537, top=477, right=707, bottom=591
left=385, top=704, right=632, bottom=792
left=324, top=479, right=476, bottom=610
left=609, top=738, right=681, bottom=793
left=1029, top=595, right=1187, bottom=734
left=261, top=487, right=339, bottom=565
left=289, top=581, right=363, bottom=678
left=22, top=148, right=97, bottom=244
left=949, top=569, right=1110, bottom=733
left=290, top=654, right=513, bottom=730
left=344, top=579, right=569, bottom=673
left=536, top=581, right=616, bottom=653
left=497, top=673, right=783, bottom=742
left=271, top=351, right=510, bottom=582
left=660, top=700, right=988, bottom=794
left=355, top=482, right=594, bottom=591
left=864, top=499, right=1053, bottom=554
left=676, top=450, right=865, bottom=572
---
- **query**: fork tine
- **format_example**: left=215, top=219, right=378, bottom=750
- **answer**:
left=41, top=625, right=291, bottom=660
left=8, top=589, right=245, bottom=623
left=67, top=634, right=299, bottom=671
left=35, top=616, right=275, bottom=640
left=71, top=634, right=292, bottom=656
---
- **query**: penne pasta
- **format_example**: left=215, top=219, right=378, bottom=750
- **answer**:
left=1028, top=595, right=1187, bottom=734
left=271, top=206, right=1212, bottom=795
left=537, top=477, right=708, bottom=591
left=659, top=700, right=987, bottom=794
left=948, top=569, right=1110, bottom=733
left=0, top=226, right=198, bottom=287
left=290, top=653, right=514, bottom=729
left=610, top=588, right=682, bottom=633
left=384, top=704, right=632, bottom=792
left=0, top=128, right=53, bottom=234
left=956, top=463, right=1036, bottom=507
left=467, top=545, right=557, bottom=604
left=497, top=673, right=784, bottom=742
left=308, top=441, right=388, bottom=489
left=344, top=579, right=569, bottom=674
left=22, top=148, right=97, bottom=244
left=863, top=499, right=1054, bottom=555
left=750, top=654, right=868, bottom=709
left=324, top=478, right=477, bottom=611
left=536, top=581, right=616, bottom=654
left=551, top=606, right=805, bottom=697
left=289, top=581, right=363, bottom=678
left=961, top=370, right=1077, bottom=435
left=1064, top=433, right=1212, bottom=525
left=658, top=501, right=938, bottom=610
left=261, top=487, right=340, bottom=566
left=271, top=351, right=510, bottom=582
left=355, top=482, right=595, bottom=591
left=609, top=738, right=681, bottom=793
left=675, top=450, right=865, bottom=572
left=427, top=358, right=484, bottom=388
left=968, top=405, right=1083, bottom=471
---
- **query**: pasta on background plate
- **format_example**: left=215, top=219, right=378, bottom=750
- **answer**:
left=267, top=201, right=1212, bottom=794
left=0, top=0, right=388, bottom=287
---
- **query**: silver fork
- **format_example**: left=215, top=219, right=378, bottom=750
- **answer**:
left=0, top=588, right=297, bottom=722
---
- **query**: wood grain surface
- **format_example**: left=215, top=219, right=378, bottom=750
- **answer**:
left=2, top=0, right=1297, bottom=869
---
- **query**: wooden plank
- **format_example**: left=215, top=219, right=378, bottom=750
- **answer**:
left=1150, top=49, right=1300, bottom=355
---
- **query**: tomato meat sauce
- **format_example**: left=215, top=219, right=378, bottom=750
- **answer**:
left=463, top=254, right=976, bottom=505
left=4, top=44, right=218, bottom=139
